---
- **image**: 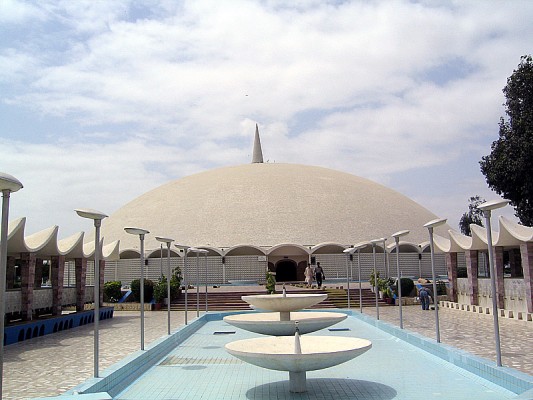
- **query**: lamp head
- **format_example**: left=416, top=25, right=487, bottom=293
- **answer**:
left=124, top=227, right=150, bottom=236
left=155, top=236, right=174, bottom=244
left=0, top=172, right=23, bottom=192
left=370, top=238, right=385, bottom=244
left=477, top=199, right=509, bottom=212
left=343, top=248, right=355, bottom=254
left=424, top=218, right=447, bottom=229
left=391, top=229, right=410, bottom=239
left=75, top=208, right=108, bottom=221
left=354, top=241, right=369, bottom=250
left=188, top=247, right=208, bottom=254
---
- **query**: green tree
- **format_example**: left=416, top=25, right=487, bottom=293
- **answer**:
left=459, top=195, right=485, bottom=236
left=480, top=55, right=533, bottom=225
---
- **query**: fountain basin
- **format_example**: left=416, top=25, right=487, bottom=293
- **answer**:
left=225, top=335, right=371, bottom=372
left=223, top=312, right=347, bottom=336
left=241, top=293, right=327, bottom=312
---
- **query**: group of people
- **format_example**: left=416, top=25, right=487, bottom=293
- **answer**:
left=304, top=262, right=325, bottom=288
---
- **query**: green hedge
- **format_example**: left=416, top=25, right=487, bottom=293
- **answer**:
left=131, top=279, right=155, bottom=302
left=104, top=281, right=122, bottom=302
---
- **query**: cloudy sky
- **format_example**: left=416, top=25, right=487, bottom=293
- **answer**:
left=1, top=0, right=531, bottom=240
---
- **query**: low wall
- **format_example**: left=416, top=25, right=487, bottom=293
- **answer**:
left=4, top=306, right=114, bottom=346
left=457, top=278, right=529, bottom=314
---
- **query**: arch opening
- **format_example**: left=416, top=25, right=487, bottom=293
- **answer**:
left=275, top=259, right=297, bottom=282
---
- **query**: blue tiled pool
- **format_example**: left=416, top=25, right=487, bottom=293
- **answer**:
left=55, top=310, right=533, bottom=400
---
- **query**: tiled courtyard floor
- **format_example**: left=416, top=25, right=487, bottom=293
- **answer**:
left=2, top=295, right=532, bottom=399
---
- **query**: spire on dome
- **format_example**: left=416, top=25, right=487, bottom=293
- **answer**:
left=251, top=123, right=264, bottom=163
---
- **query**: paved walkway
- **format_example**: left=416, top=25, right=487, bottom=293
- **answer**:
left=2, top=291, right=532, bottom=399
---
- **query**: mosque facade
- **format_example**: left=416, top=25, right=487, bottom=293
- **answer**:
left=3, top=126, right=533, bottom=320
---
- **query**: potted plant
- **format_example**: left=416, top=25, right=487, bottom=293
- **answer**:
left=377, top=277, right=389, bottom=299
left=369, top=271, right=380, bottom=293
left=153, top=277, right=167, bottom=310
left=266, top=271, right=276, bottom=294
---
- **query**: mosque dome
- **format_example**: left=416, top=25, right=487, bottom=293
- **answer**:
left=100, top=160, right=444, bottom=253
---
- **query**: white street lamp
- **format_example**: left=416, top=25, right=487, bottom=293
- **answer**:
left=478, top=199, right=509, bottom=367
left=424, top=218, right=447, bottom=343
left=343, top=248, right=354, bottom=309
left=0, top=172, right=23, bottom=398
left=155, top=236, right=174, bottom=336
left=188, top=248, right=208, bottom=317
left=354, top=243, right=368, bottom=314
left=75, top=208, right=108, bottom=378
left=391, top=230, right=409, bottom=329
left=382, top=238, right=388, bottom=278
left=175, top=244, right=190, bottom=324
left=370, top=238, right=385, bottom=320
left=124, top=227, right=149, bottom=350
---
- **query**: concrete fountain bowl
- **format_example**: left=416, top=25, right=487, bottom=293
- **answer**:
left=225, top=335, right=372, bottom=392
left=241, top=293, right=327, bottom=313
left=223, top=311, right=347, bottom=336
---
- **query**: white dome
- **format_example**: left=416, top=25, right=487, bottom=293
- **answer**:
left=100, top=162, right=445, bottom=252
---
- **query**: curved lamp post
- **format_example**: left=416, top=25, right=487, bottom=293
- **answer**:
left=354, top=243, right=368, bottom=314
left=391, top=230, right=409, bottom=329
left=175, top=244, right=190, bottom=324
left=423, top=218, right=447, bottom=343
left=382, top=238, right=388, bottom=278
left=477, top=199, right=509, bottom=367
left=0, top=173, right=23, bottom=398
left=124, top=227, right=149, bottom=350
left=155, top=236, right=174, bottom=335
left=188, top=248, right=208, bottom=317
left=343, top=248, right=354, bottom=309
left=75, top=208, right=108, bottom=378
left=370, top=238, right=385, bottom=320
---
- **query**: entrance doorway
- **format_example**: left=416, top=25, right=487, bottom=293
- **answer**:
left=275, top=260, right=297, bottom=282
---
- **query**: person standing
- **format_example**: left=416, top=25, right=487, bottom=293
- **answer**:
left=315, top=262, right=325, bottom=288
left=304, top=263, right=314, bottom=288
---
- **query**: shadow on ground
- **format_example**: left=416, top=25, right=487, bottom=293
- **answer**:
left=245, top=378, right=396, bottom=399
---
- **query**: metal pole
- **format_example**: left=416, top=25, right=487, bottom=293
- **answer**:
left=382, top=238, right=387, bottom=278
left=346, top=254, right=350, bottom=309
left=358, top=249, right=362, bottom=313
left=196, top=252, right=199, bottom=317
left=222, top=256, right=226, bottom=284
left=140, top=234, right=145, bottom=350
left=372, top=243, right=379, bottom=320
left=428, top=227, right=440, bottom=343
left=0, top=190, right=11, bottom=397
left=205, top=253, right=208, bottom=312
left=93, top=219, right=101, bottom=377
left=395, top=237, right=403, bottom=329
left=160, top=243, right=163, bottom=278
left=184, top=249, right=188, bottom=325
left=484, top=210, right=502, bottom=366
left=166, top=242, right=171, bottom=335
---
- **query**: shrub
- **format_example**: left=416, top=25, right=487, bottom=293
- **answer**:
left=266, top=271, right=276, bottom=294
left=131, top=279, right=155, bottom=302
left=153, top=278, right=167, bottom=303
left=369, top=271, right=380, bottom=288
left=104, top=281, right=122, bottom=302
left=153, top=274, right=182, bottom=303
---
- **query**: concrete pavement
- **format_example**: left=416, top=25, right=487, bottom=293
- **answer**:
left=2, top=292, right=532, bottom=399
